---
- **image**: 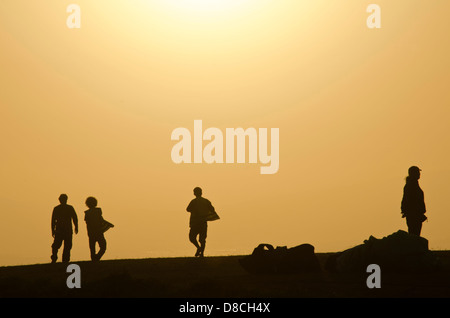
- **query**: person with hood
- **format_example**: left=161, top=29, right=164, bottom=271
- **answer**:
left=84, top=196, right=108, bottom=261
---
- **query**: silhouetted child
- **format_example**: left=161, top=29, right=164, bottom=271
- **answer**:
left=84, top=196, right=107, bottom=261
left=186, top=187, right=216, bottom=257
left=51, top=194, right=78, bottom=263
left=401, top=166, right=427, bottom=236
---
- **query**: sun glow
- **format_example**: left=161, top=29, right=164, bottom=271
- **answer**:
left=164, top=0, right=255, bottom=13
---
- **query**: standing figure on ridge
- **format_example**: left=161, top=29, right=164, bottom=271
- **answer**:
left=186, top=187, right=218, bottom=257
left=401, top=166, right=427, bottom=236
left=84, top=196, right=109, bottom=261
left=51, top=194, right=78, bottom=263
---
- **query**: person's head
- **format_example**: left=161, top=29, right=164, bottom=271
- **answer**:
left=85, top=196, right=98, bottom=209
left=407, top=166, right=421, bottom=181
left=59, top=194, right=68, bottom=204
left=193, top=187, right=202, bottom=197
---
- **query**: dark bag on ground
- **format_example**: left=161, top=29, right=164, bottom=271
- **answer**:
left=324, top=230, right=438, bottom=273
left=239, top=243, right=321, bottom=274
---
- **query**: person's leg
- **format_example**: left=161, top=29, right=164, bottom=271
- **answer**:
left=416, top=222, right=423, bottom=236
left=51, top=235, right=63, bottom=263
left=96, top=234, right=107, bottom=261
left=198, top=223, right=208, bottom=257
left=62, top=234, right=73, bottom=263
left=407, top=217, right=422, bottom=236
left=189, top=227, right=201, bottom=256
left=89, top=236, right=97, bottom=261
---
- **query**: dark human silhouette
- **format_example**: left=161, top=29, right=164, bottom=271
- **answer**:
left=51, top=194, right=78, bottom=263
left=84, top=196, right=107, bottom=261
left=401, top=166, right=427, bottom=236
left=186, top=187, right=216, bottom=257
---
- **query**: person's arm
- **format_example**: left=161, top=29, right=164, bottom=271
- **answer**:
left=187, top=200, right=194, bottom=213
left=208, top=200, right=216, bottom=213
left=401, top=185, right=408, bottom=217
left=420, top=188, right=426, bottom=214
left=51, top=208, right=57, bottom=237
left=72, top=207, right=79, bottom=234
left=98, top=208, right=105, bottom=221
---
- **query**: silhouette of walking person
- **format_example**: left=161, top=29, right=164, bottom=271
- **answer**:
left=186, top=187, right=217, bottom=257
left=84, top=197, right=107, bottom=261
left=51, top=194, right=78, bottom=263
left=401, top=166, right=427, bottom=236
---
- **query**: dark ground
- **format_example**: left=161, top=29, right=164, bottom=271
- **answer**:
left=1, top=251, right=450, bottom=298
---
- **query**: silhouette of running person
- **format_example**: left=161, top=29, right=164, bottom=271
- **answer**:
left=84, top=197, right=107, bottom=261
left=401, top=166, right=427, bottom=236
left=51, top=194, right=78, bottom=263
left=186, top=187, right=216, bottom=257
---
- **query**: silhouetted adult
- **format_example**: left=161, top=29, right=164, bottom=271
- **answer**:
left=186, top=187, right=216, bottom=257
left=84, top=197, right=107, bottom=261
left=51, top=194, right=78, bottom=263
left=401, top=166, right=427, bottom=236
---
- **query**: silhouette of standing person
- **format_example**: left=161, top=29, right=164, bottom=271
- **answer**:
left=186, top=187, right=216, bottom=257
left=84, top=197, right=107, bottom=261
left=51, top=194, right=78, bottom=263
left=401, top=166, right=427, bottom=236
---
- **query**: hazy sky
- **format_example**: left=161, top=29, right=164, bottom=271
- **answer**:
left=1, top=1, right=450, bottom=266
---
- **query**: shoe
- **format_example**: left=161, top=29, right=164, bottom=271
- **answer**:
left=195, top=247, right=201, bottom=257
left=51, top=255, right=57, bottom=264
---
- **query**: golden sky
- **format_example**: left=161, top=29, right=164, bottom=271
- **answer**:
left=1, top=0, right=450, bottom=266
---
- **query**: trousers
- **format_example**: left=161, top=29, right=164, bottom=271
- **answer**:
left=89, top=233, right=107, bottom=261
left=52, top=232, right=73, bottom=263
